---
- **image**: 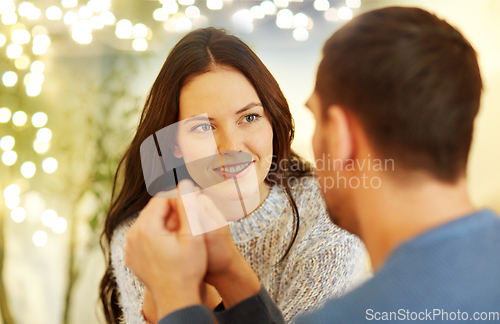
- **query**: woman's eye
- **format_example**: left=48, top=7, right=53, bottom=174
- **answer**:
left=193, top=123, right=212, bottom=132
left=244, top=114, right=258, bottom=123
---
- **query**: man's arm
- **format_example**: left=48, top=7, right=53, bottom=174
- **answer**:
left=157, top=286, right=284, bottom=324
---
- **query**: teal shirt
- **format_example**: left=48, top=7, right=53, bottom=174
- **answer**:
left=297, top=209, right=500, bottom=323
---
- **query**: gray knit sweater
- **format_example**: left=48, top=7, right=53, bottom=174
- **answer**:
left=110, top=176, right=367, bottom=323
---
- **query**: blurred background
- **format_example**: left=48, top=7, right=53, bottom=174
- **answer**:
left=0, top=0, right=498, bottom=323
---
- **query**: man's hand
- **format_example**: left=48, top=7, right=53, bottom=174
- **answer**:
left=194, top=194, right=262, bottom=308
left=124, top=180, right=207, bottom=320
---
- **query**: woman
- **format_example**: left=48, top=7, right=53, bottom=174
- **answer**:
left=100, top=28, right=366, bottom=324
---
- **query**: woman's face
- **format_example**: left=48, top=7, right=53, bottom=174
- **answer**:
left=174, top=67, right=274, bottom=204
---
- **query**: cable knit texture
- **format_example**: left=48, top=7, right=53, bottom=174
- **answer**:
left=110, top=176, right=367, bottom=323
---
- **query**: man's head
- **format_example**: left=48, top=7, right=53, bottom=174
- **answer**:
left=307, top=7, right=482, bottom=234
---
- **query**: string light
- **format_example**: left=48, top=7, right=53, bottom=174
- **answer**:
left=153, top=8, right=169, bottom=21
left=185, top=6, right=200, bottom=19
left=163, top=0, right=179, bottom=14
left=293, top=13, right=308, bottom=28
left=338, top=6, right=353, bottom=20
left=274, top=0, right=289, bottom=8
left=2, top=12, right=18, bottom=25
left=2, top=150, right=17, bottom=166
left=46, top=6, right=63, bottom=20
left=32, top=230, right=48, bottom=247
left=176, top=17, right=192, bottom=32
left=21, top=161, right=36, bottom=178
left=116, top=19, right=133, bottom=39
left=42, top=157, right=58, bottom=173
left=64, top=11, right=79, bottom=25
left=15, top=55, right=31, bottom=69
left=51, top=217, right=67, bottom=234
left=0, top=33, right=6, bottom=47
left=32, top=112, right=48, bottom=127
left=233, top=9, right=253, bottom=33
left=0, top=108, right=12, bottom=123
left=36, top=128, right=52, bottom=142
left=12, top=111, right=27, bottom=126
left=6, top=44, right=22, bottom=59
left=11, top=207, right=26, bottom=223
left=313, top=0, right=330, bottom=11
left=132, top=38, right=148, bottom=51
left=100, top=11, right=116, bottom=25
left=62, top=0, right=78, bottom=8
left=346, top=0, right=361, bottom=8
left=179, top=0, right=195, bottom=6
left=2, top=71, right=18, bottom=86
left=260, top=1, right=276, bottom=15
left=250, top=6, right=265, bottom=19
left=0, top=136, right=15, bottom=151
left=41, top=210, right=57, bottom=227
left=293, top=27, right=308, bottom=41
left=132, top=23, right=148, bottom=38
left=276, top=9, right=293, bottom=29
left=206, top=0, right=223, bottom=10
left=11, top=30, right=31, bottom=44
left=33, top=139, right=50, bottom=154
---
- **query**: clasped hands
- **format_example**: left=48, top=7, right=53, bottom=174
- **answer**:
left=124, top=180, right=261, bottom=323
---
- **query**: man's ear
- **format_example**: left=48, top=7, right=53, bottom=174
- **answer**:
left=326, top=105, right=354, bottom=161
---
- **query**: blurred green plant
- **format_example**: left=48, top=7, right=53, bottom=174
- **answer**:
left=59, top=54, right=145, bottom=324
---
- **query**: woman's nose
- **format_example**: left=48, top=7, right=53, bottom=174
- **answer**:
left=216, top=129, right=244, bottom=153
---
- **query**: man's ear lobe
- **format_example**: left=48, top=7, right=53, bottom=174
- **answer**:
left=327, top=105, right=354, bottom=161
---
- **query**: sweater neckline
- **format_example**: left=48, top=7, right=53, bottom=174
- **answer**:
left=229, top=184, right=289, bottom=243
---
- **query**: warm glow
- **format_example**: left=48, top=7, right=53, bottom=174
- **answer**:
left=206, top=0, right=223, bottom=10
left=33, top=139, right=50, bottom=154
left=0, top=136, right=15, bottom=151
left=293, top=27, right=309, bottom=41
left=0, top=108, right=11, bottom=123
left=46, top=5, right=62, bottom=20
left=15, top=55, right=30, bottom=69
left=338, top=6, right=353, bottom=20
left=32, top=112, right=48, bottom=127
left=41, top=210, right=57, bottom=226
left=313, top=0, right=330, bottom=11
left=42, top=157, right=58, bottom=173
left=33, top=231, right=48, bottom=247
left=21, top=161, right=36, bottom=178
left=132, top=38, right=148, bottom=51
left=132, top=23, right=148, bottom=38
left=2, top=71, right=18, bottom=86
left=1, top=150, right=17, bottom=165
left=11, top=207, right=26, bottom=223
left=12, top=111, right=27, bottom=126
left=6, top=44, right=23, bottom=58
left=51, top=217, right=67, bottom=234
left=36, top=128, right=52, bottom=142
left=11, top=29, right=31, bottom=44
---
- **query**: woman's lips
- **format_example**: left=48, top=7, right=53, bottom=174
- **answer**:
left=213, top=161, right=254, bottom=179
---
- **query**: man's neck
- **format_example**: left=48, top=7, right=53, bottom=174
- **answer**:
left=355, top=175, right=475, bottom=271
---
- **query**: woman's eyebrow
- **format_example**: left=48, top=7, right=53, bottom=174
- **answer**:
left=235, top=102, right=262, bottom=115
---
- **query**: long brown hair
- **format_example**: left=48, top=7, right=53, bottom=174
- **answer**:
left=99, top=27, right=312, bottom=323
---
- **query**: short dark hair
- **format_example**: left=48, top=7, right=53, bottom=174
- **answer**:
left=316, top=7, right=482, bottom=182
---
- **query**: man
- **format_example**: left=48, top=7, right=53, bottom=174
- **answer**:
left=124, top=6, right=500, bottom=324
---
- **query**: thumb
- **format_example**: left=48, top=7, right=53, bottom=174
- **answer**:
left=176, top=179, right=204, bottom=236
